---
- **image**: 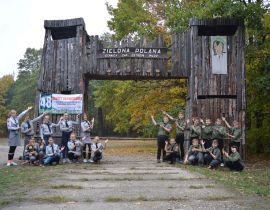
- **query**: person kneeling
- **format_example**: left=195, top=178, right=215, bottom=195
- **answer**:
left=91, top=136, right=108, bottom=163
left=202, top=139, right=221, bottom=169
left=184, top=138, right=204, bottom=166
left=223, top=145, right=244, bottom=171
left=24, top=137, right=40, bottom=165
left=67, top=132, right=83, bottom=162
left=164, top=138, right=178, bottom=164
left=44, top=137, right=64, bottom=166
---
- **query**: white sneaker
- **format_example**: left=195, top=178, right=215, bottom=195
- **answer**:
left=83, top=159, right=87, bottom=163
left=11, top=161, right=17, bottom=166
left=220, top=163, right=225, bottom=167
left=88, top=159, right=94, bottom=163
left=62, top=159, right=67, bottom=164
left=67, top=159, right=72, bottom=164
left=7, top=162, right=11, bottom=166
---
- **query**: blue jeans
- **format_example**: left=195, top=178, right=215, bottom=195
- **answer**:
left=188, top=152, right=204, bottom=165
left=44, top=155, right=60, bottom=165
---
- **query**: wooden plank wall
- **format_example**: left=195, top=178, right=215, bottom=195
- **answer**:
left=184, top=18, right=246, bottom=157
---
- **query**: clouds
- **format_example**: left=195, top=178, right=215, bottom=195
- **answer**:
left=0, top=0, right=118, bottom=78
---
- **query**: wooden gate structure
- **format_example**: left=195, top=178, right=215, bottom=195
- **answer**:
left=36, top=17, right=246, bottom=156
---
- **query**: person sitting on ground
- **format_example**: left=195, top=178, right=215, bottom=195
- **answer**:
left=164, top=138, right=179, bottom=164
left=222, top=117, right=241, bottom=150
left=91, top=136, right=108, bottom=163
left=202, top=139, right=221, bottom=169
left=67, top=132, right=83, bottom=162
left=21, top=112, right=45, bottom=160
left=184, top=138, right=204, bottom=166
left=38, top=140, right=46, bottom=165
left=44, top=137, right=64, bottom=166
left=223, top=145, right=244, bottom=171
left=24, top=137, right=40, bottom=165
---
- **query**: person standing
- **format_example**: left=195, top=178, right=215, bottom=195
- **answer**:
left=21, top=112, right=45, bottom=159
left=40, top=114, right=62, bottom=145
left=151, top=114, right=172, bottom=163
left=6, top=106, right=32, bottom=166
left=81, top=113, right=94, bottom=163
left=212, top=118, right=226, bottom=165
left=222, top=117, right=241, bottom=150
left=200, top=118, right=213, bottom=149
left=59, top=112, right=79, bottom=163
left=163, top=111, right=186, bottom=163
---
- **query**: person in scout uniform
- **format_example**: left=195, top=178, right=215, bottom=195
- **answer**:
left=21, top=112, right=46, bottom=159
left=162, top=111, right=186, bottom=163
left=6, top=106, right=32, bottom=166
left=187, top=117, right=201, bottom=145
left=164, top=138, right=179, bottom=164
left=44, top=137, right=65, bottom=166
left=201, top=139, right=221, bottom=169
left=91, top=136, right=109, bottom=163
left=200, top=118, right=213, bottom=149
left=67, top=132, right=83, bottom=162
left=151, top=114, right=172, bottom=163
left=59, top=112, right=80, bottom=163
left=40, top=114, right=62, bottom=145
left=81, top=113, right=94, bottom=163
left=212, top=118, right=226, bottom=165
left=223, top=145, right=244, bottom=171
left=184, top=138, right=204, bottom=166
left=222, top=117, right=241, bottom=150
left=24, top=137, right=40, bottom=165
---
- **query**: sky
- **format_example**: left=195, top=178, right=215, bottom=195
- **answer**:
left=0, top=0, right=118, bottom=78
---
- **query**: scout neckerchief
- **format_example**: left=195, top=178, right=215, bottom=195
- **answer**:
left=65, top=120, right=69, bottom=128
left=26, top=120, right=31, bottom=129
left=73, top=140, right=76, bottom=151
left=46, top=122, right=51, bottom=133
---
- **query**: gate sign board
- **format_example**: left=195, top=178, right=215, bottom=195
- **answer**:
left=39, top=94, right=83, bottom=114
left=211, top=36, right=227, bottom=74
left=98, top=47, right=168, bottom=59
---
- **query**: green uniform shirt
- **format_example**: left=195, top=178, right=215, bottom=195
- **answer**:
left=230, top=127, right=241, bottom=143
left=189, top=125, right=201, bottom=139
left=176, top=119, right=186, bottom=135
left=157, top=122, right=172, bottom=136
left=225, top=151, right=242, bottom=163
left=188, top=144, right=202, bottom=156
left=166, top=143, right=178, bottom=155
left=212, top=125, right=226, bottom=139
left=206, top=147, right=221, bottom=161
left=201, top=125, right=213, bottom=140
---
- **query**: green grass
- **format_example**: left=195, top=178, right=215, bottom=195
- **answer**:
left=34, top=195, right=70, bottom=203
left=51, top=184, right=83, bottom=189
left=201, top=196, right=234, bottom=201
left=189, top=185, right=204, bottom=189
left=104, top=196, right=123, bottom=202
left=178, top=164, right=270, bottom=198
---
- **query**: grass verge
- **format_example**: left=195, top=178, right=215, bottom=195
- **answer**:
left=177, top=163, right=270, bottom=198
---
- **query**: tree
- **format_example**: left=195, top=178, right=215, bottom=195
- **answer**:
left=0, top=75, right=14, bottom=136
left=7, top=48, right=42, bottom=114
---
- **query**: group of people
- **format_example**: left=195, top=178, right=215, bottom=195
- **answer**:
left=151, top=111, right=244, bottom=171
left=6, top=106, right=108, bottom=167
